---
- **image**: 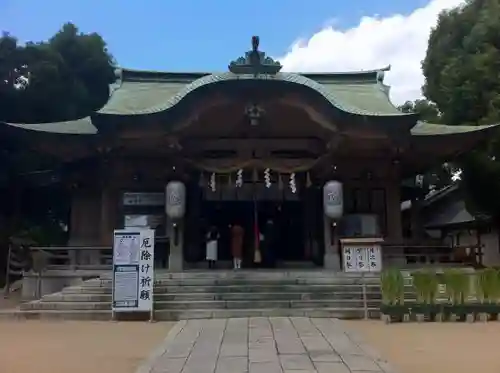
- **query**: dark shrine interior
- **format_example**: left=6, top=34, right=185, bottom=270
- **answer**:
left=199, top=199, right=306, bottom=266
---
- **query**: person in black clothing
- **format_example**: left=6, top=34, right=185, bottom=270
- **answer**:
left=261, top=219, right=276, bottom=268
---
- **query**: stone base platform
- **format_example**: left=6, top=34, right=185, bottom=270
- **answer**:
left=137, top=317, right=398, bottom=373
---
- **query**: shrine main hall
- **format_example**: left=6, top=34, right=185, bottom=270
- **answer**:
left=2, top=38, right=497, bottom=272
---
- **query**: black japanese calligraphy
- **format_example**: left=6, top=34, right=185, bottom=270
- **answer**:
left=140, top=289, right=150, bottom=300
left=141, top=250, right=152, bottom=261
left=140, top=276, right=152, bottom=287
left=141, top=263, right=151, bottom=273
left=141, top=237, right=152, bottom=249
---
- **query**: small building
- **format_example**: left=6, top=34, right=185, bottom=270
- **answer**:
left=402, top=184, right=500, bottom=267
left=1, top=38, right=497, bottom=273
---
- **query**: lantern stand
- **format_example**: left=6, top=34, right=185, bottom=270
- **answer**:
left=165, top=181, right=186, bottom=271
left=323, top=181, right=343, bottom=270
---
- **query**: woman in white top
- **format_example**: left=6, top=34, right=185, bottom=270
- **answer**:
left=206, top=226, right=219, bottom=269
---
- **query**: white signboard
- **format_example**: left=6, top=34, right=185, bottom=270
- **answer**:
left=367, top=245, right=382, bottom=272
left=343, top=245, right=382, bottom=273
left=355, top=247, right=369, bottom=272
left=343, top=246, right=356, bottom=272
left=123, top=193, right=165, bottom=206
left=112, top=229, right=155, bottom=316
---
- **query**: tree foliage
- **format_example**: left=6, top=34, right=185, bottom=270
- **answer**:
left=422, top=0, right=500, bottom=218
left=399, top=99, right=441, bottom=123
left=0, top=23, right=115, bottom=123
left=398, top=99, right=452, bottom=194
left=0, top=24, right=115, bottom=275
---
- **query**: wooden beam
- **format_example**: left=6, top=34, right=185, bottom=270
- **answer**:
left=182, top=138, right=325, bottom=153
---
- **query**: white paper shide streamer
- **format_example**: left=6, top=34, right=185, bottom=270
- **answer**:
left=235, top=169, right=243, bottom=188
left=264, top=168, right=271, bottom=188
left=209, top=173, right=216, bottom=192
left=289, top=173, right=297, bottom=193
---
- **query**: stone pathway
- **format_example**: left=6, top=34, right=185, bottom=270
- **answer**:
left=136, top=317, right=398, bottom=373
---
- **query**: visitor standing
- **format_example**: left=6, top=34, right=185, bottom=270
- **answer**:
left=206, top=226, right=219, bottom=269
left=262, top=219, right=276, bottom=267
left=231, top=223, right=244, bottom=269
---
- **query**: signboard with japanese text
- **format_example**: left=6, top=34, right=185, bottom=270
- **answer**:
left=342, top=246, right=356, bottom=272
left=122, top=192, right=165, bottom=207
left=355, top=246, right=369, bottom=272
left=367, top=245, right=382, bottom=272
left=112, top=229, right=155, bottom=313
left=342, top=244, right=382, bottom=273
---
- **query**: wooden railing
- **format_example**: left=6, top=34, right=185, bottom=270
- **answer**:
left=3, top=240, right=485, bottom=295
left=29, top=246, right=113, bottom=271
left=3, top=242, right=31, bottom=297
left=382, top=243, right=483, bottom=268
left=28, top=235, right=171, bottom=272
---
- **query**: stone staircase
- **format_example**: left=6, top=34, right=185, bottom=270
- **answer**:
left=3, top=271, right=384, bottom=320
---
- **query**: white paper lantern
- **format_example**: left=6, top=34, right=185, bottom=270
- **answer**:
left=323, top=180, right=343, bottom=219
left=165, top=181, right=186, bottom=219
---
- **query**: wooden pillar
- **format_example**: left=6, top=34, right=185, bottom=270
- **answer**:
left=323, top=215, right=341, bottom=270
left=385, top=179, right=403, bottom=242
left=410, top=196, right=424, bottom=240
left=98, top=154, right=116, bottom=267
left=100, top=186, right=114, bottom=246
left=168, top=219, right=184, bottom=271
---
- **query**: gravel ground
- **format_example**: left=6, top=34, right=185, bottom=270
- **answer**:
left=345, top=320, right=500, bottom=373
left=0, top=320, right=173, bottom=373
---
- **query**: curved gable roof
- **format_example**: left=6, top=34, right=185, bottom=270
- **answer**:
left=2, top=68, right=498, bottom=142
left=97, top=68, right=407, bottom=118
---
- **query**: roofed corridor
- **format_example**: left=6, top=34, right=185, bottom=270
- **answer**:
left=138, top=317, right=397, bottom=373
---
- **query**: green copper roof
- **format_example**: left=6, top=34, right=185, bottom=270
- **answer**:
left=411, top=121, right=499, bottom=136
left=98, top=69, right=405, bottom=117
left=2, top=117, right=97, bottom=134
left=1, top=69, right=498, bottom=138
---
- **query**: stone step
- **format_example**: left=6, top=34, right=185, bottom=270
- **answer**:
left=20, top=301, right=109, bottom=311
left=90, top=277, right=381, bottom=287
left=154, top=308, right=380, bottom=321
left=0, top=309, right=112, bottom=321
left=43, top=291, right=387, bottom=302
left=152, top=300, right=381, bottom=311
left=21, top=298, right=381, bottom=311
left=0, top=307, right=380, bottom=321
left=15, top=271, right=386, bottom=321
left=98, top=271, right=381, bottom=281
left=65, top=284, right=382, bottom=295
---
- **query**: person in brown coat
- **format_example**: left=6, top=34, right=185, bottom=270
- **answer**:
left=230, top=223, right=244, bottom=269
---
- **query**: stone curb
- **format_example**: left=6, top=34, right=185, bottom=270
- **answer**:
left=135, top=320, right=187, bottom=373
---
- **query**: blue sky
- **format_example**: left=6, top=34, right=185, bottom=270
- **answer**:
left=1, top=0, right=429, bottom=72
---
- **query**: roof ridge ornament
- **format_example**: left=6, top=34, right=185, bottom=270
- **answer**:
left=228, top=36, right=282, bottom=77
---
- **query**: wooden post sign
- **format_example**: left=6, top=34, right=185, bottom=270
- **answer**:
left=112, top=228, right=155, bottom=321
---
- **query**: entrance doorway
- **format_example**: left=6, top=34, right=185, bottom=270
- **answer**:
left=257, top=201, right=305, bottom=262
left=200, top=201, right=254, bottom=263
left=199, top=199, right=306, bottom=267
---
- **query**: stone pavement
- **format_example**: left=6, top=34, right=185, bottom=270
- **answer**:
left=136, top=317, right=398, bottom=373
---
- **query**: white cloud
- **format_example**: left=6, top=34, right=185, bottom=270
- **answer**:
left=279, top=0, right=464, bottom=105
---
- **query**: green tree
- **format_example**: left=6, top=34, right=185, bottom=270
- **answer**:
left=399, top=98, right=441, bottom=123
left=398, top=99, right=452, bottom=193
left=422, top=0, right=500, bottom=218
left=0, top=24, right=116, bottom=285
left=0, top=22, right=115, bottom=123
